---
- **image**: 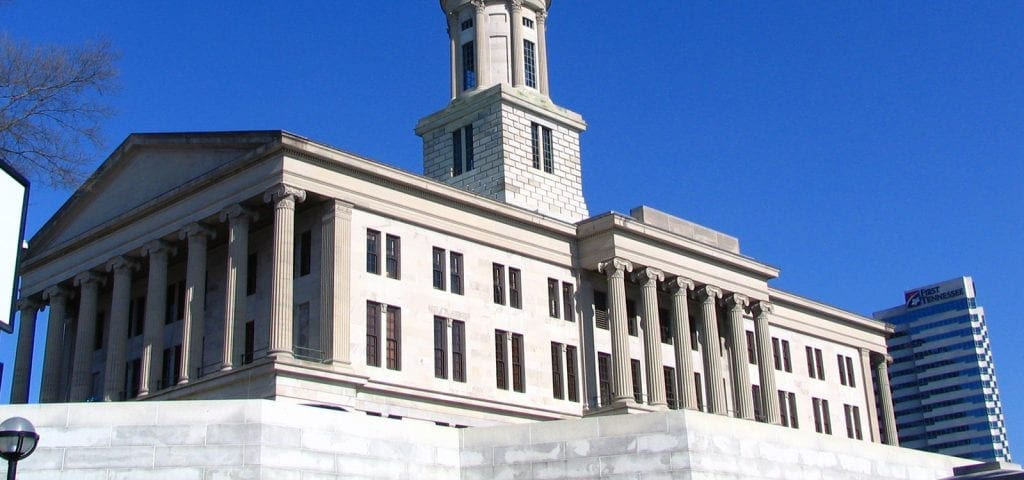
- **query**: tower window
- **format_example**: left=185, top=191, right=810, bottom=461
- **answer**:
left=523, top=40, right=537, bottom=88
left=522, top=17, right=535, bottom=29
left=531, top=123, right=553, bottom=173
left=452, top=124, right=474, bottom=176
left=462, top=42, right=476, bottom=90
left=461, top=18, right=474, bottom=31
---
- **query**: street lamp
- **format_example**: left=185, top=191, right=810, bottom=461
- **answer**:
left=0, top=417, right=38, bottom=480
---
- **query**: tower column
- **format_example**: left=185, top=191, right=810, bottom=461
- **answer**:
left=696, top=285, right=726, bottom=414
left=872, top=352, right=900, bottom=445
left=751, top=301, right=781, bottom=424
left=724, top=293, right=753, bottom=419
left=536, top=10, right=549, bottom=95
left=509, top=0, right=524, bottom=87
left=11, top=298, right=41, bottom=404
left=598, top=257, right=633, bottom=405
left=472, top=0, right=489, bottom=88
left=859, top=348, right=882, bottom=442
left=664, top=276, right=697, bottom=410
left=321, top=199, right=353, bottom=365
left=633, top=267, right=666, bottom=408
left=264, top=184, right=306, bottom=358
left=447, top=11, right=460, bottom=97
left=139, top=240, right=175, bottom=397
left=70, top=271, right=105, bottom=401
left=40, top=285, right=71, bottom=403
left=178, top=223, right=214, bottom=384
left=219, top=205, right=257, bottom=371
left=103, top=256, right=138, bottom=401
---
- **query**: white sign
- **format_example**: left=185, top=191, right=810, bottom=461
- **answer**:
left=0, top=161, right=29, bottom=333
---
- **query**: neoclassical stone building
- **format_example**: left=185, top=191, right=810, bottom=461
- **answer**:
left=11, top=0, right=900, bottom=446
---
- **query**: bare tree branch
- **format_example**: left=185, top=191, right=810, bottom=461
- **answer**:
left=0, top=33, right=118, bottom=189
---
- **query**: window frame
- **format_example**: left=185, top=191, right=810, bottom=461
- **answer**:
left=366, top=229, right=381, bottom=275
left=385, top=234, right=401, bottom=280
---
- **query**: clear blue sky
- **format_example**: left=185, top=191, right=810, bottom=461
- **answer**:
left=3, top=1, right=1021, bottom=455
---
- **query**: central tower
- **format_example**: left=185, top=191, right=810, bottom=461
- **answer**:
left=416, top=0, right=589, bottom=223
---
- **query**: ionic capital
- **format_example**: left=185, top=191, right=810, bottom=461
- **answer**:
left=508, top=0, right=523, bottom=12
left=322, top=199, right=354, bottom=221
left=749, top=301, right=773, bottom=318
left=597, top=257, right=633, bottom=278
left=16, top=297, right=42, bottom=313
left=470, top=0, right=486, bottom=13
left=219, top=204, right=259, bottom=224
left=142, top=239, right=176, bottom=258
left=179, top=222, right=216, bottom=241
left=42, top=285, right=72, bottom=302
left=106, top=256, right=140, bottom=274
left=631, top=267, right=664, bottom=286
left=536, top=10, right=547, bottom=24
left=662, top=276, right=694, bottom=295
left=263, top=184, right=306, bottom=206
left=721, top=292, right=748, bottom=311
left=73, top=270, right=106, bottom=288
left=693, top=284, right=722, bottom=303
left=870, top=351, right=893, bottom=367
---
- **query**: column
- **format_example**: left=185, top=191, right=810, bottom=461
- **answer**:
left=320, top=199, right=353, bottom=365
left=264, top=184, right=306, bottom=358
left=664, top=276, right=697, bottom=410
left=723, top=293, right=753, bottom=419
left=40, top=285, right=71, bottom=403
left=695, top=285, right=727, bottom=415
left=10, top=298, right=41, bottom=403
left=177, top=223, right=214, bottom=384
left=536, top=10, right=549, bottom=95
left=219, top=205, right=257, bottom=370
left=103, top=256, right=138, bottom=401
left=633, top=267, right=666, bottom=408
left=472, top=0, right=489, bottom=88
left=509, top=0, right=524, bottom=87
left=70, top=271, right=105, bottom=401
left=751, top=301, right=781, bottom=425
left=139, top=240, right=175, bottom=396
left=598, top=257, right=633, bottom=405
left=872, top=352, right=900, bottom=446
left=859, top=348, right=882, bottom=442
left=448, top=10, right=460, bottom=97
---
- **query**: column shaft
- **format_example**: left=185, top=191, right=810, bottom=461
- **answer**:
left=320, top=200, right=353, bottom=364
left=473, top=0, right=489, bottom=88
left=265, top=185, right=306, bottom=358
left=103, top=257, right=136, bottom=401
left=752, top=302, right=781, bottom=424
left=666, top=277, right=697, bottom=410
left=859, top=348, right=882, bottom=442
left=70, top=271, right=105, bottom=401
left=634, top=267, right=666, bottom=407
left=11, top=299, right=41, bottom=403
left=140, top=241, right=173, bottom=396
left=536, top=11, right=549, bottom=94
left=599, top=258, right=633, bottom=405
left=179, top=224, right=213, bottom=384
left=873, top=353, right=900, bottom=445
left=220, top=206, right=255, bottom=370
left=696, top=285, right=727, bottom=414
left=509, top=0, right=524, bottom=86
left=725, top=293, right=753, bottom=419
left=448, top=12, right=458, bottom=98
left=40, top=286, right=70, bottom=402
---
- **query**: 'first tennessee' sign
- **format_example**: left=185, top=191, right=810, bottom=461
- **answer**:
left=904, top=280, right=968, bottom=309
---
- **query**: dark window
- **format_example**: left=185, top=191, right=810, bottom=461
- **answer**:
left=626, top=300, right=637, bottom=336
left=464, top=124, right=474, bottom=171
left=845, top=404, right=863, bottom=440
left=694, top=372, right=704, bottom=411
left=161, top=344, right=182, bottom=389
left=461, top=18, right=474, bottom=30
left=542, top=125, right=553, bottom=173
left=531, top=123, right=541, bottom=169
left=94, top=310, right=106, bottom=351
left=495, top=330, right=508, bottom=390
left=813, top=397, right=832, bottom=434
left=462, top=41, right=476, bottom=90
left=452, top=128, right=463, bottom=176
left=660, top=308, right=672, bottom=344
left=838, top=354, right=847, bottom=386
left=298, top=230, right=311, bottom=277
left=547, top=278, right=559, bottom=318
left=432, top=247, right=446, bottom=290
left=243, top=320, right=255, bottom=364
left=450, top=252, right=464, bottom=295
left=566, top=345, right=578, bottom=402
left=551, top=342, right=564, bottom=400
left=452, top=320, right=466, bottom=382
left=246, top=252, right=258, bottom=296
left=690, top=316, right=699, bottom=351
left=452, top=124, right=475, bottom=176
left=594, top=290, right=609, bottom=329
left=782, top=339, right=792, bottom=372
left=522, top=17, right=534, bottom=28
left=366, top=230, right=380, bottom=274
left=597, top=352, right=611, bottom=405
left=511, top=333, right=525, bottom=392
left=385, top=306, right=401, bottom=370
left=509, top=268, right=522, bottom=309
left=807, top=347, right=825, bottom=380
left=125, top=358, right=141, bottom=399
left=665, top=366, right=678, bottom=410
left=779, top=391, right=798, bottom=428
left=434, top=317, right=447, bottom=379
left=129, top=296, right=145, bottom=338
left=752, top=384, right=764, bottom=421
left=746, top=331, right=757, bottom=364
left=366, top=301, right=381, bottom=367
left=385, top=234, right=400, bottom=280
left=631, top=359, right=642, bottom=403
left=523, top=40, right=537, bottom=88
left=815, top=348, right=825, bottom=381
left=846, top=356, right=856, bottom=387
left=165, top=281, right=185, bottom=324
left=492, top=264, right=506, bottom=305
left=772, top=337, right=782, bottom=370
left=561, top=282, right=574, bottom=322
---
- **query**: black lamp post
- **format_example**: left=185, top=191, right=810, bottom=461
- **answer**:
left=0, top=417, right=38, bottom=480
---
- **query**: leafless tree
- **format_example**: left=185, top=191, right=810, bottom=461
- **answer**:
left=0, top=34, right=118, bottom=189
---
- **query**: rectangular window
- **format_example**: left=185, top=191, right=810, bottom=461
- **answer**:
left=694, top=372, right=704, bottom=412
left=838, top=354, right=847, bottom=386
left=551, top=342, right=564, bottom=400
left=129, top=296, right=145, bottom=338
left=523, top=40, right=537, bottom=88
left=542, top=125, right=553, bottom=173
left=385, top=234, right=400, bottom=280
left=812, top=397, right=832, bottom=434
left=597, top=352, right=611, bottom=405
left=660, top=308, right=672, bottom=345
left=782, top=339, right=792, bottom=372
left=838, top=355, right=856, bottom=387
left=298, top=230, right=311, bottom=277
left=511, top=333, right=525, bottom=392
left=779, top=391, right=799, bottom=429
left=385, top=306, right=401, bottom=370
left=746, top=330, right=757, bottom=364
left=566, top=345, right=578, bottom=402
left=366, top=301, right=381, bottom=367
left=509, top=268, right=522, bottom=309
left=434, top=317, right=447, bottom=379
left=452, top=128, right=463, bottom=176
left=94, top=310, right=106, bottom=351
left=450, top=252, right=464, bottom=295
left=462, top=41, right=476, bottom=90
left=161, top=344, right=182, bottom=389
left=452, top=320, right=466, bottom=382
left=452, top=124, right=475, bottom=176
left=432, top=247, right=446, bottom=290
left=461, top=18, right=474, bottom=30
left=631, top=359, right=643, bottom=403
left=165, top=281, right=185, bottom=324
left=295, top=302, right=310, bottom=350
left=626, top=300, right=638, bottom=336
left=125, top=358, right=141, bottom=399
left=561, top=282, right=574, bottom=322
left=495, top=330, right=508, bottom=390
left=690, top=317, right=699, bottom=351
left=492, top=264, right=506, bottom=305
left=366, top=230, right=380, bottom=274
left=547, top=278, right=559, bottom=318
left=807, top=347, right=825, bottom=380
left=243, top=320, right=255, bottom=364
left=665, top=366, right=678, bottom=410
left=531, top=122, right=541, bottom=169
left=522, top=17, right=534, bottom=28
left=464, top=124, right=474, bottom=171
left=594, top=290, right=609, bottom=329
left=844, top=404, right=863, bottom=440
left=815, top=348, right=825, bottom=381
left=246, top=252, right=258, bottom=296
left=752, top=384, right=764, bottom=421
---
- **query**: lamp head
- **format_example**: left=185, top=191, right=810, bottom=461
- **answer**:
left=0, top=417, right=38, bottom=462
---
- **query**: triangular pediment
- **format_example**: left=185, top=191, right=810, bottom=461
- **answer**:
left=28, top=131, right=283, bottom=256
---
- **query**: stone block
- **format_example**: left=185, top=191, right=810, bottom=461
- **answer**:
left=16, top=470, right=108, bottom=480
left=203, top=466, right=260, bottom=480
left=259, top=446, right=334, bottom=473
left=565, top=436, right=637, bottom=459
left=154, top=445, right=244, bottom=467
left=599, top=452, right=673, bottom=476
left=64, top=445, right=154, bottom=469
left=66, top=403, right=156, bottom=427
left=109, top=467, right=204, bottom=480
left=259, top=424, right=302, bottom=448
left=598, top=412, right=668, bottom=437
left=334, top=455, right=407, bottom=478
left=112, top=424, right=205, bottom=446
left=493, top=441, right=564, bottom=465
left=38, top=426, right=111, bottom=447
left=461, top=423, right=530, bottom=448
left=207, top=423, right=260, bottom=445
